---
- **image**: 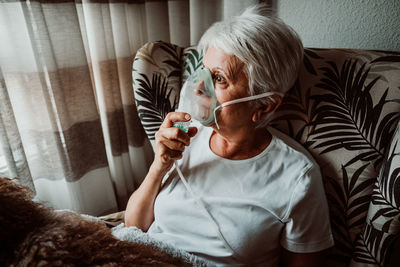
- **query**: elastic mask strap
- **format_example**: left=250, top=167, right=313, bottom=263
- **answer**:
left=221, top=92, right=278, bottom=107
left=213, top=105, right=223, bottom=130
left=214, top=92, right=280, bottom=130
left=174, top=161, right=244, bottom=261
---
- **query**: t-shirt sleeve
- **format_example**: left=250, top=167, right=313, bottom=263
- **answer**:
left=280, top=165, right=334, bottom=253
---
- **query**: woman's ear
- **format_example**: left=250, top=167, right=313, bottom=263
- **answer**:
left=252, top=94, right=282, bottom=123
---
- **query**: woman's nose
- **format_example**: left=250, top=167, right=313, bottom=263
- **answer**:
left=194, top=80, right=205, bottom=95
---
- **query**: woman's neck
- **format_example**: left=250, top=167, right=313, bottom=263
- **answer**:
left=209, top=127, right=272, bottom=160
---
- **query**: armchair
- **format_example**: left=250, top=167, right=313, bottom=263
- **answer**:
left=131, top=41, right=400, bottom=267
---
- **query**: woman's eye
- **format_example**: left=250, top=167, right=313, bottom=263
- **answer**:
left=214, top=74, right=226, bottom=83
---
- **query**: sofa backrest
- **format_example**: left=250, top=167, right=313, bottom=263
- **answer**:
left=267, top=48, right=400, bottom=266
left=132, top=41, right=400, bottom=266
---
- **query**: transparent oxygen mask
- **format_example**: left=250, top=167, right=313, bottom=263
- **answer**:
left=174, top=68, right=219, bottom=132
left=173, top=67, right=281, bottom=131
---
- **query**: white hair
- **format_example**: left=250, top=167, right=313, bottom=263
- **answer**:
left=198, top=4, right=304, bottom=128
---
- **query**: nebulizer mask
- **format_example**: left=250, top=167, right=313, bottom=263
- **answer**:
left=173, top=67, right=217, bottom=131
left=173, top=67, right=279, bottom=131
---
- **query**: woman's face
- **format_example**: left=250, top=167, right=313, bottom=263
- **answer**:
left=202, top=46, right=255, bottom=131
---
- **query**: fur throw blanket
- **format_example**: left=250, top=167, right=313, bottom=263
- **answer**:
left=0, top=177, right=206, bottom=266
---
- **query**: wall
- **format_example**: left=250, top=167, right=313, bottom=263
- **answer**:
left=276, top=0, right=400, bottom=51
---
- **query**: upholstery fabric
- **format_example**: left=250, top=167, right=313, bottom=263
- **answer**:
left=271, top=49, right=400, bottom=266
left=131, top=41, right=400, bottom=266
left=132, top=42, right=184, bottom=145
left=351, top=122, right=400, bottom=266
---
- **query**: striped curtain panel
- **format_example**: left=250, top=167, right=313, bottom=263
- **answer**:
left=0, top=0, right=260, bottom=215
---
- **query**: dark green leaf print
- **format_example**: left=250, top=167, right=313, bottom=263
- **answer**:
left=353, top=222, right=397, bottom=266
left=272, top=81, right=317, bottom=148
left=369, top=135, right=400, bottom=232
left=309, top=59, right=400, bottom=169
left=135, top=73, right=178, bottom=140
left=182, top=48, right=203, bottom=82
left=160, top=42, right=182, bottom=65
left=160, top=43, right=182, bottom=77
left=303, top=49, right=324, bottom=76
left=324, top=164, right=375, bottom=264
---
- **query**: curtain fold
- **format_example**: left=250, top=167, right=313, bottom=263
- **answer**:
left=0, top=0, right=261, bottom=215
left=0, top=69, right=34, bottom=191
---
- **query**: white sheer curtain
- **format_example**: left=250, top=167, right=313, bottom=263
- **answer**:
left=0, top=0, right=260, bottom=216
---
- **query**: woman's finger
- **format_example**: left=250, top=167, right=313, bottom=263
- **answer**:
left=162, top=139, right=185, bottom=152
left=162, top=112, right=191, bottom=128
left=157, top=143, right=183, bottom=163
left=188, top=127, right=198, bottom=138
left=168, top=149, right=183, bottom=160
left=158, top=127, right=191, bottom=146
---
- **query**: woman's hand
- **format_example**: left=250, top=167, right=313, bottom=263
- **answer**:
left=125, top=112, right=197, bottom=230
left=152, top=112, right=197, bottom=175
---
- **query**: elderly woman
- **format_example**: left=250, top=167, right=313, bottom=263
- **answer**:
left=125, top=4, right=334, bottom=267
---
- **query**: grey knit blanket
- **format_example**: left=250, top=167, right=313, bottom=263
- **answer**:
left=111, top=224, right=212, bottom=267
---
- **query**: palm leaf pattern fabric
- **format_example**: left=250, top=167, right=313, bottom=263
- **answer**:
left=132, top=42, right=183, bottom=143
left=311, top=60, right=397, bottom=168
left=132, top=41, right=400, bottom=266
left=350, top=122, right=400, bottom=267
left=368, top=124, right=400, bottom=233
left=132, top=42, right=204, bottom=146
left=181, top=47, right=203, bottom=83
left=272, top=49, right=400, bottom=266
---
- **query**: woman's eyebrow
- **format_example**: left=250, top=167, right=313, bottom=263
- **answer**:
left=211, top=67, right=228, bottom=76
left=212, top=61, right=243, bottom=82
left=206, top=65, right=238, bottom=82
left=201, top=65, right=229, bottom=82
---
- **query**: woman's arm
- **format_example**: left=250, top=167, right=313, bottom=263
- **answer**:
left=124, top=162, right=169, bottom=231
left=124, top=112, right=197, bottom=231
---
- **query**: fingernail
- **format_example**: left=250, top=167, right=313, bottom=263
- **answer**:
left=185, top=114, right=191, bottom=120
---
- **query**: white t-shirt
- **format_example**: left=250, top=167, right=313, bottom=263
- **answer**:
left=147, top=124, right=334, bottom=266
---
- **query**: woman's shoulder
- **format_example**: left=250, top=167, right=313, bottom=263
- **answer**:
left=267, top=127, right=324, bottom=191
left=267, top=127, right=317, bottom=168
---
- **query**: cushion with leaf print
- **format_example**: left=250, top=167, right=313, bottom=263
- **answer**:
left=132, top=42, right=203, bottom=150
left=132, top=41, right=184, bottom=147
left=271, top=49, right=400, bottom=266
left=350, top=122, right=400, bottom=267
